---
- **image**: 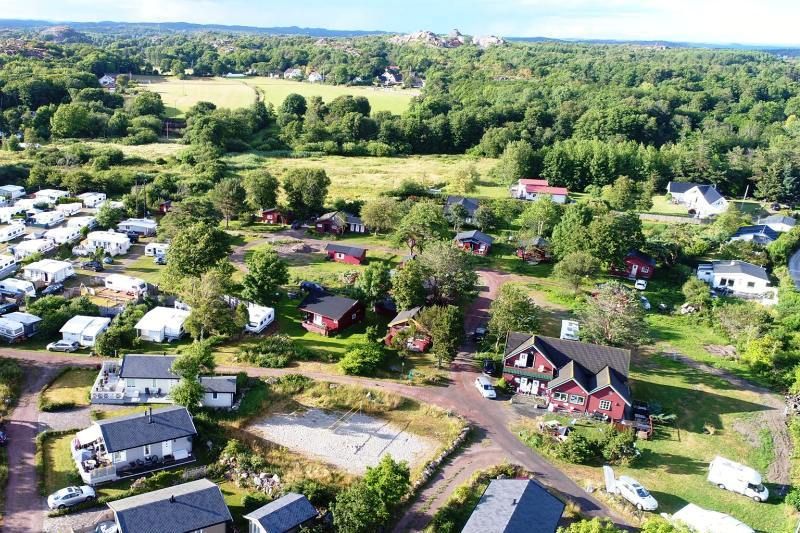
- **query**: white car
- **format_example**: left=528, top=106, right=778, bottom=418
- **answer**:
left=616, top=476, right=658, bottom=511
left=47, top=485, right=96, bottom=510
left=46, top=340, right=80, bottom=353
left=474, top=376, right=496, bottom=399
left=634, top=279, right=648, bottom=290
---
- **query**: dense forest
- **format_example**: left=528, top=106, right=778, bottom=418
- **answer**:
left=2, top=30, right=800, bottom=202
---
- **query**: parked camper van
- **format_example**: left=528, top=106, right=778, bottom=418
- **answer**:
left=245, top=304, right=275, bottom=334
left=0, top=317, right=25, bottom=342
left=0, top=223, right=25, bottom=243
left=0, top=278, right=36, bottom=298
left=104, top=274, right=147, bottom=296
left=707, top=456, right=769, bottom=502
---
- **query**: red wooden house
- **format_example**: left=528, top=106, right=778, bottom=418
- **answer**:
left=384, top=306, right=431, bottom=352
left=503, top=333, right=632, bottom=422
left=516, top=236, right=552, bottom=263
left=314, top=211, right=366, bottom=235
left=298, top=293, right=365, bottom=336
left=611, top=250, right=656, bottom=280
left=158, top=200, right=172, bottom=214
left=260, top=207, right=291, bottom=225
left=454, top=230, right=494, bottom=256
left=325, top=243, right=367, bottom=265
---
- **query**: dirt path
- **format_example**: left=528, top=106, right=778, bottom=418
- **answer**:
left=3, top=361, right=59, bottom=533
left=665, top=351, right=791, bottom=485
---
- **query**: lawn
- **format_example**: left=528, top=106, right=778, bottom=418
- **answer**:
left=133, top=75, right=416, bottom=116
left=517, top=353, right=796, bottom=532
left=41, top=368, right=96, bottom=410
left=41, top=431, right=81, bottom=496
left=648, top=195, right=693, bottom=216
left=122, top=254, right=164, bottom=285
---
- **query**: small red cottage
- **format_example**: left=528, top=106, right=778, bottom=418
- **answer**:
left=314, top=211, right=366, bottom=235
left=260, top=207, right=291, bottom=225
left=158, top=200, right=172, bottom=214
left=503, top=333, right=632, bottom=422
left=298, top=293, right=365, bottom=336
left=384, top=306, right=431, bottom=353
left=455, top=230, right=494, bottom=256
left=611, top=250, right=656, bottom=280
left=325, top=243, right=367, bottom=265
left=516, top=236, right=552, bottom=263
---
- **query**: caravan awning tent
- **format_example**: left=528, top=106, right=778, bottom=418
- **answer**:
left=672, top=503, right=754, bottom=533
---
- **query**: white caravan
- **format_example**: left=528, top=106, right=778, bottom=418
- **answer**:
left=0, top=278, right=36, bottom=298
left=0, top=223, right=25, bottom=243
left=244, top=304, right=275, bottom=334
left=707, top=456, right=768, bottom=502
left=104, top=274, right=147, bottom=296
left=668, top=503, right=753, bottom=533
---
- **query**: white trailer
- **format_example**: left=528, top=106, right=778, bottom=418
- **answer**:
left=0, top=278, right=36, bottom=298
left=55, top=203, right=83, bottom=216
left=669, top=503, right=754, bottom=533
left=0, top=317, right=24, bottom=342
left=144, top=242, right=170, bottom=257
left=0, top=185, right=25, bottom=200
left=78, top=192, right=107, bottom=208
left=11, top=239, right=55, bottom=260
left=44, top=226, right=81, bottom=245
left=67, top=216, right=97, bottom=230
left=104, top=274, right=147, bottom=296
left=0, top=255, right=18, bottom=279
left=707, top=456, right=769, bottom=502
left=244, top=304, right=275, bottom=334
left=0, top=223, right=25, bottom=243
left=31, top=211, right=66, bottom=228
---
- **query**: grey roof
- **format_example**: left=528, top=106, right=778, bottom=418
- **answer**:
left=325, top=243, right=367, bottom=258
left=388, top=306, right=422, bottom=327
left=757, top=214, right=796, bottom=227
left=299, top=293, right=360, bottom=320
left=518, top=236, right=549, bottom=248
left=344, top=212, right=363, bottom=225
left=119, top=354, right=179, bottom=380
left=695, top=184, right=724, bottom=204
left=711, top=260, right=769, bottom=281
left=667, top=181, right=725, bottom=204
left=505, top=332, right=534, bottom=355
left=96, top=406, right=197, bottom=453
left=626, top=250, right=656, bottom=266
left=462, top=479, right=565, bottom=533
left=200, top=376, right=237, bottom=394
left=244, top=493, right=317, bottom=533
left=108, top=478, right=232, bottom=533
left=317, top=211, right=362, bottom=226
left=531, top=335, right=630, bottom=377
left=667, top=181, right=699, bottom=194
left=445, top=196, right=480, bottom=217
left=455, top=230, right=494, bottom=245
left=731, top=225, right=779, bottom=243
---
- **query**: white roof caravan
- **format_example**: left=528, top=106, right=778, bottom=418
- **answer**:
left=668, top=503, right=753, bottom=533
left=33, top=189, right=68, bottom=204
left=44, top=226, right=81, bottom=245
left=77, top=192, right=106, bottom=208
left=245, top=304, right=275, bottom=334
left=0, top=254, right=18, bottom=279
left=0, top=185, right=25, bottom=200
left=0, top=206, right=24, bottom=224
left=134, top=306, right=191, bottom=342
left=60, top=315, right=111, bottom=347
left=144, top=243, right=170, bottom=257
left=30, top=211, right=65, bottom=228
left=0, top=317, right=25, bottom=342
left=0, top=278, right=36, bottom=298
left=67, top=216, right=97, bottom=230
left=0, top=223, right=25, bottom=243
left=104, top=274, right=147, bottom=296
left=117, top=218, right=157, bottom=236
left=11, top=239, right=55, bottom=260
left=707, top=456, right=768, bottom=502
left=55, top=203, right=83, bottom=216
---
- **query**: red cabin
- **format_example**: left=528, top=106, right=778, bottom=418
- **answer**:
left=384, top=306, right=432, bottom=353
left=325, top=243, right=367, bottom=265
left=611, top=250, right=656, bottom=280
left=503, top=333, right=632, bottom=422
left=314, top=211, right=366, bottom=235
left=159, top=200, right=172, bottom=214
left=260, top=208, right=291, bottom=225
left=454, top=230, right=494, bottom=256
left=516, top=236, right=552, bottom=263
left=298, top=293, right=365, bottom=336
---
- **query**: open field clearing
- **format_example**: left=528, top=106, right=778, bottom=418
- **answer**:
left=248, top=407, right=436, bottom=474
left=133, top=76, right=416, bottom=115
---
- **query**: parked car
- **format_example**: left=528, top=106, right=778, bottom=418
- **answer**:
left=0, top=430, right=8, bottom=446
left=290, top=220, right=303, bottom=230
left=482, top=359, right=497, bottom=376
left=82, top=261, right=104, bottom=272
left=46, top=340, right=80, bottom=353
left=299, top=280, right=326, bottom=294
left=0, top=302, right=19, bottom=314
left=616, top=476, right=658, bottom=511
left=41, top=283, right=64, bottom=296
left=102, top=256, right=113, bottom=265
left=125, top=231, right=140, bottom=243
left=634, top=279, right=648, bottom=290
left=474, top=376, right=496, bottom=399
left=472, top=326, right=487, bottom=342
left=47, top=486, right=96, bottom=510
left=640, top=296, right=651, bottom=310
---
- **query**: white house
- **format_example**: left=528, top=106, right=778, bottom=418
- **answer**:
left=0, top=254, right=18, bottom=279
left=666, top=182, right=729, bottom=219
left=117, top=218, right=157, bottom=236
left=756, top=214, right=796, bottom=233
left=44, top=226, right=82, bottom=245
left=11, top=239, right=55, bottom=260
left=33, top=189, right=69, bottom=204
left=245, top=304, right=275, bottom=334
left=510, top=179, right=569, bottom=204
left=78, top=192, right=107, bottom=208
left=307, top=71, right=324, bottom=83
left=0, top=223, right=25, bottom=243
left=84, top=231, right=131, bottom=256
left=284, top=67, right=303, bottom=80
left=67, top=216, right=97, bottom=230
left=23, top=259, right=75, bottom=285
left=98, top=74, right=116, bottom=87
left=0, top=185, right=25, bottom=200
left=31, top=211, right=65, bottom=228
left=135, top=306, right=191, bottom=342
left=60, top=315, right=111, bottom=347
left=201, top=376, right=237, bottom=408
left=697, top=260, right=776, bottom=304
left=144, top=242, right=169, bottom=257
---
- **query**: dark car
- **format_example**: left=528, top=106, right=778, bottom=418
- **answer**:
left=299, top=281, right=326, bottom=294
left=0, top=302, right=19, bottom=314
left=82, top=261, right=104, bottom=272
left=472, top=326, right=487, bottom=342
left=482, top=359, right=497, bottom=376
left=41, top=283, right=64, bottom=296
left=0, top=430, right=8, bottom=446
left=124, top=231, right=139, bottom=243
left=290, top=220, right=303, bottom=230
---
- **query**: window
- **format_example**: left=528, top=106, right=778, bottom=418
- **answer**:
left=111, top=450, right=127, bottom=463
left=568, top=394, right=585, bottom=405
left=552, top=392, right=568, bottom=402
left=641, top=266, right=650, bottom=273
left=352, top=313, right=357, bottom=320
left=599, top=400, right=612, bottom=411
left=143, top=444, right=151, bottom=455
left=212, top=392, right=218, bottom=399
left=719, top=278, right=727, bottom=286
left=336, top=253, right=344, bottom=259
left=727, top=279, right=734, bottom=287
left=747, top=281, right=755, bottom=288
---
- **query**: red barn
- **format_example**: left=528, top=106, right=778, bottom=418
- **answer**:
left=454, top=230, right=494, bottom=256
left=384, top=306, right=431, bottom=352
left=611, top=250, right=656, bottom=280
left=298, top=293, right=365, bottom=336
left=260, top=207, right=291, bottom=225
left=503, top=333, right=632, bottom=422
left=325, top=243, right=367, bottom=265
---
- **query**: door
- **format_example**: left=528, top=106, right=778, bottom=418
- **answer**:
left=313, top=313, right=324, bottom=326
left=630, top=263, right=639, bottom=277
left=162, top=439, right=172, bottom=456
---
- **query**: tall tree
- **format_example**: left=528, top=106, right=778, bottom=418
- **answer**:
left=356, top=262, right=392, bottom=306
left=241, top=247, right=289, bottom=306
left=211, top=177, right=247, bottom=228
left=181, top=265, right=240, bottom=339
left=420, top=305, right=464, bottom=368
left=518, top=196, right=563, bottom=237
left=391, top=260, right=428, bottom=310
left=392, top=200, right=450, bottom=255
left=360, top=197, right=405, bottom=235
left=579, top=281, right=648, bottom=347
left=282, top=167, right=330, bottom=219
left=418, top=241, right=478, bottom=305
left=488, top=285, right=540, bottom=351
left=165, top=223, right=231, bottom=281
left=553, top=251, right=600, bottom=292
left=243, top=170, right=280, bottom=211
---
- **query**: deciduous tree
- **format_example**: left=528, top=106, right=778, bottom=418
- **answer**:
left=488, top=285, right=539, bottom=350
left=241, top=247, right=289, bottom=306
left=579, top=281, right=648, bottom=347
left=554, top=251, right=600, bottom=292
left=211, top=177, right=247, bottom=228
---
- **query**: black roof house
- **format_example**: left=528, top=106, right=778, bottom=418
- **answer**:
left=298, top=293, right=361, bottom=320
left=462, top=479, right=565, bottom=533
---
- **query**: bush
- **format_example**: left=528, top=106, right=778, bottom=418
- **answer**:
left=338, top=342, right=385, bottom=376
left=599, top=427, right=638, bottom=465
left=241, top=492, right=269, bottom=512
left=282, top=478, right=337, bottom=508
left=235, top=334, right=311, bottom=368
left=786, top=488, right=800, bottom=510
left=555, top=433, right=595, bottom=464
left=275, top=374, right=312, bottom=394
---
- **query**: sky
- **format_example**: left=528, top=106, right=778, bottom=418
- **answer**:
left=1, top=0, right=799, bottom=46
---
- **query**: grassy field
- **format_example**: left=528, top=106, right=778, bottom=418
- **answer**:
left=517, top=353, right=795, bottom=532
left=133, top=76, right=416, bottom=116
left=41, top=368, right=95, bottom=409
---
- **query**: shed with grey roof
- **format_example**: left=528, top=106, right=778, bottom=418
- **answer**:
left=244, top=492, right=317, bottom=533
left=461, top=479, right=565, bottom=533
left=108, top=478, right=232, bottom=533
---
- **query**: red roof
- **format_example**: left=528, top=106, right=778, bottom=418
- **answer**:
left=518, top=179, right=550, bottom=187
left=525, top=185, right=569, bottom=195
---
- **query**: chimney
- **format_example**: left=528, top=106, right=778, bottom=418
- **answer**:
left=170, top=495, right=176, bottom=503
left=147, top=407, right=152, bottom=424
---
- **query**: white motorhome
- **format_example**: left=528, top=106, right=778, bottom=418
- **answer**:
left=707, top=456, right=768, bottom=502
left=244, top=304, right=275, bottom=334
left=0, top=278, right=36, bottom=298
left=33, top=189, right=68, bottom=204
left=23, top=259, right=75, bottom=285
left=0, top=223, right=25, bottom=243
left=0, top=185, right=25, bottom=200
left=144, top=242, right=169, bottom=257
left=0, top=206, right=24, bottom=224
left=104, top=274, right=147, bottom=296
left=44, top=226, right=81, bottom=245
left=77, top=192, right=107, bottom=208
left=31, top=211, right=66, bottom=228
left=67, top=216, right=97, bottom=230
left=0, top=255, right=18, bottom=279
left=55, top=202, right=83, bottom=216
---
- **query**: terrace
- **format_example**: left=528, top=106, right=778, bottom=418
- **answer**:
left=90, top=361, right=171, bottom=405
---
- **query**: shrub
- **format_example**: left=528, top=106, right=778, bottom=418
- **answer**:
left=338, top=342, right=385, bottom=376
left=275, top=374, right=312, bottom=394
left=282, top=478, right=337, bottom=508
left=555, top=433, right=595, bottom=464
left=235, top=334, right=311, bottom=368
left=599, top=427, right=638, bottom=465
left=786, top=488, right=800, bottom=511
left=241, top=492, right=269, bottom=512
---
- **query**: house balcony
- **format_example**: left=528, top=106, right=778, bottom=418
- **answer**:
left=90, top=362, right=172, bottom=405
left=301, top=321, right=333, bottom=336
left=503, top=365, right=554, bottom=381
left=75, top=444, right=196, bottom=486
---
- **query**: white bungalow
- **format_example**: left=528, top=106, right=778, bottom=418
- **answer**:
left=117, top=218, right=157, bottom=236
left=30, top=211, right=66, bottom=228
left=33, top=189, right=69, bottom=204
left=23, top=259, right=75, bottom=285
left=78, top=192, right=107, bottom=208
left=11, top=239, right=55, bottom=260
left=0, top=185, right=25, bottom=200
left=135, top=306, right=191, bottom=342
left=60, top=315, right=111, bottom=347
left=666, top=182, right=729, bottom=219
left=67, top=216, right=97, bottom=230
left=0, top=223, right=25, bottom=243
left=44, top=226, right=82, bottom=245
left=85, top=231, right=131, bottom=256
left=697, top=260, right=776, bottom=304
